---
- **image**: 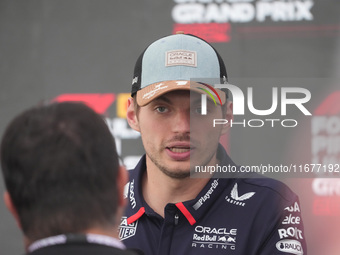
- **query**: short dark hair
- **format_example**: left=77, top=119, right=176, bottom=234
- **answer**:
left=132, top=95, right=140, bottom=117
left=0, top=102, right=120, bottom=241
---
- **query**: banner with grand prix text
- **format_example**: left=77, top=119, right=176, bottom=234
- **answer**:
left=171, top=0, right=339, bottom=43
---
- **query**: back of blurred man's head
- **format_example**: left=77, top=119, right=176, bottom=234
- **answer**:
left=0, top=102, right=124, bottom=243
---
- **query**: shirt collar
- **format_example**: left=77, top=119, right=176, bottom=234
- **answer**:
left=179, top=145, right=237, bottom=224
left=28, top=233, right=126, bottom=253
left=126, top=144, right=236, bottom=225
left=125, top=155, right=150, bottom=224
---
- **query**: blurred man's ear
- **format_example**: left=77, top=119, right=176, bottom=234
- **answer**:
left=4, top=191, right=21, bottom=229
left=117, top=166, right=128, bottom=208
left=126, top=97, right=141, bottom=132
left=221, top=101, right=233, bottom=136
left=114, top=165, right=128, bottom=229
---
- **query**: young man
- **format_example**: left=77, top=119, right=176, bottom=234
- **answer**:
left=122, top=33, right=307, bottom=254
left=1, top=102, right=142, bottom=255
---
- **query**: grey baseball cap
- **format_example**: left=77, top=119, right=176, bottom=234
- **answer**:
left=131, top=33, right=228, bottom=106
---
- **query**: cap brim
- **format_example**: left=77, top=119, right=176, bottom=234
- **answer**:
left=136, top=80, right=226, bottom=107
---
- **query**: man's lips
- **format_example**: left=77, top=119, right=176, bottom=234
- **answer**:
left=165, top=143, right=193, bottom=160
left=166, top=142, right=193, bottom=152
left=167, top=147, right=191, bottom=153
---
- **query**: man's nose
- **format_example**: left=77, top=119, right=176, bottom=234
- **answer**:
left=172, top=110, right=190, bottom=134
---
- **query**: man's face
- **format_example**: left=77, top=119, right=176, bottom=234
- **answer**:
left=128, top=90, right=230, bottom=179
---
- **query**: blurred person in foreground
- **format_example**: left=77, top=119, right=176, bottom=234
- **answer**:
left=1, top=102, right=143, bottom=255
left=120, top=33, right=307, bottom=255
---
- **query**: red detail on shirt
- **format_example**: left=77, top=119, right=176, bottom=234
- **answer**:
left=176, top=202, right=196, bottom=225
left=127, top=207, right=145, bottom=225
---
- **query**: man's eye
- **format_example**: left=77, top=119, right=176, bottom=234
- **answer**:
left=194, top=107, right=202, bottom=114
left=192, top=105, right=209, bottom=115
left=156, top=106, right=168, bottom=113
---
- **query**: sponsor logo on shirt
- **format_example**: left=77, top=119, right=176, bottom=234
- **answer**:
left=193, top=179, right=219, bottom=210
left=282, top=214, right=301, bottom=225
left=191, top=225, right=237, bottom=250
left=119, top=217, right=138, bottom=241
left=123, top=180, right=137, bottom=209
left=279, top=201, right=305, bottom=241
left=278, top=227, right=304, bottom=240
left=284, top=202, right=301, bottom=212
left=276, top=239, right=304, bottom=255
left=225, top=183, right=255, bottom=206
left=129, top=179, right=136, bottom=209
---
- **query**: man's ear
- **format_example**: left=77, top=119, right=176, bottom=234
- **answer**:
left=4, top=191, right=22, bottom=229
left=117, top=166, right=128, bottom=208
left=126, top=97, right=140, bottom=132
left=220, top=101, right=233, bottom=136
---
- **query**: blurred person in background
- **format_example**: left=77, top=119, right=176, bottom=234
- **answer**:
left=1, top=102, right=143, bottom=255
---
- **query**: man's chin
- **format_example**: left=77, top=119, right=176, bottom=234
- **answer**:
left=163, top=170, right=191, bottom=179
left=159, top=165, right=191, bottom=179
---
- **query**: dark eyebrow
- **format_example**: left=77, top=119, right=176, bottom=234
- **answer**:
left=152, top=94, right=203, bottom=105
left=191, top=98, right=203, bottom=105
left=152, top=95, right=172, bottom=104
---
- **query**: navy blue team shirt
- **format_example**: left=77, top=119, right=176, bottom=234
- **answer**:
left=119, top=145, right=307, bottom=255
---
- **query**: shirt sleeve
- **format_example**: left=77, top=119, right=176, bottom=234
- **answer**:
left=259, top=197, right=307, bottom=255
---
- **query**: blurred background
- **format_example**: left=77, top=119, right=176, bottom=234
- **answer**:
left=1, top=0, right=339, bottom=254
